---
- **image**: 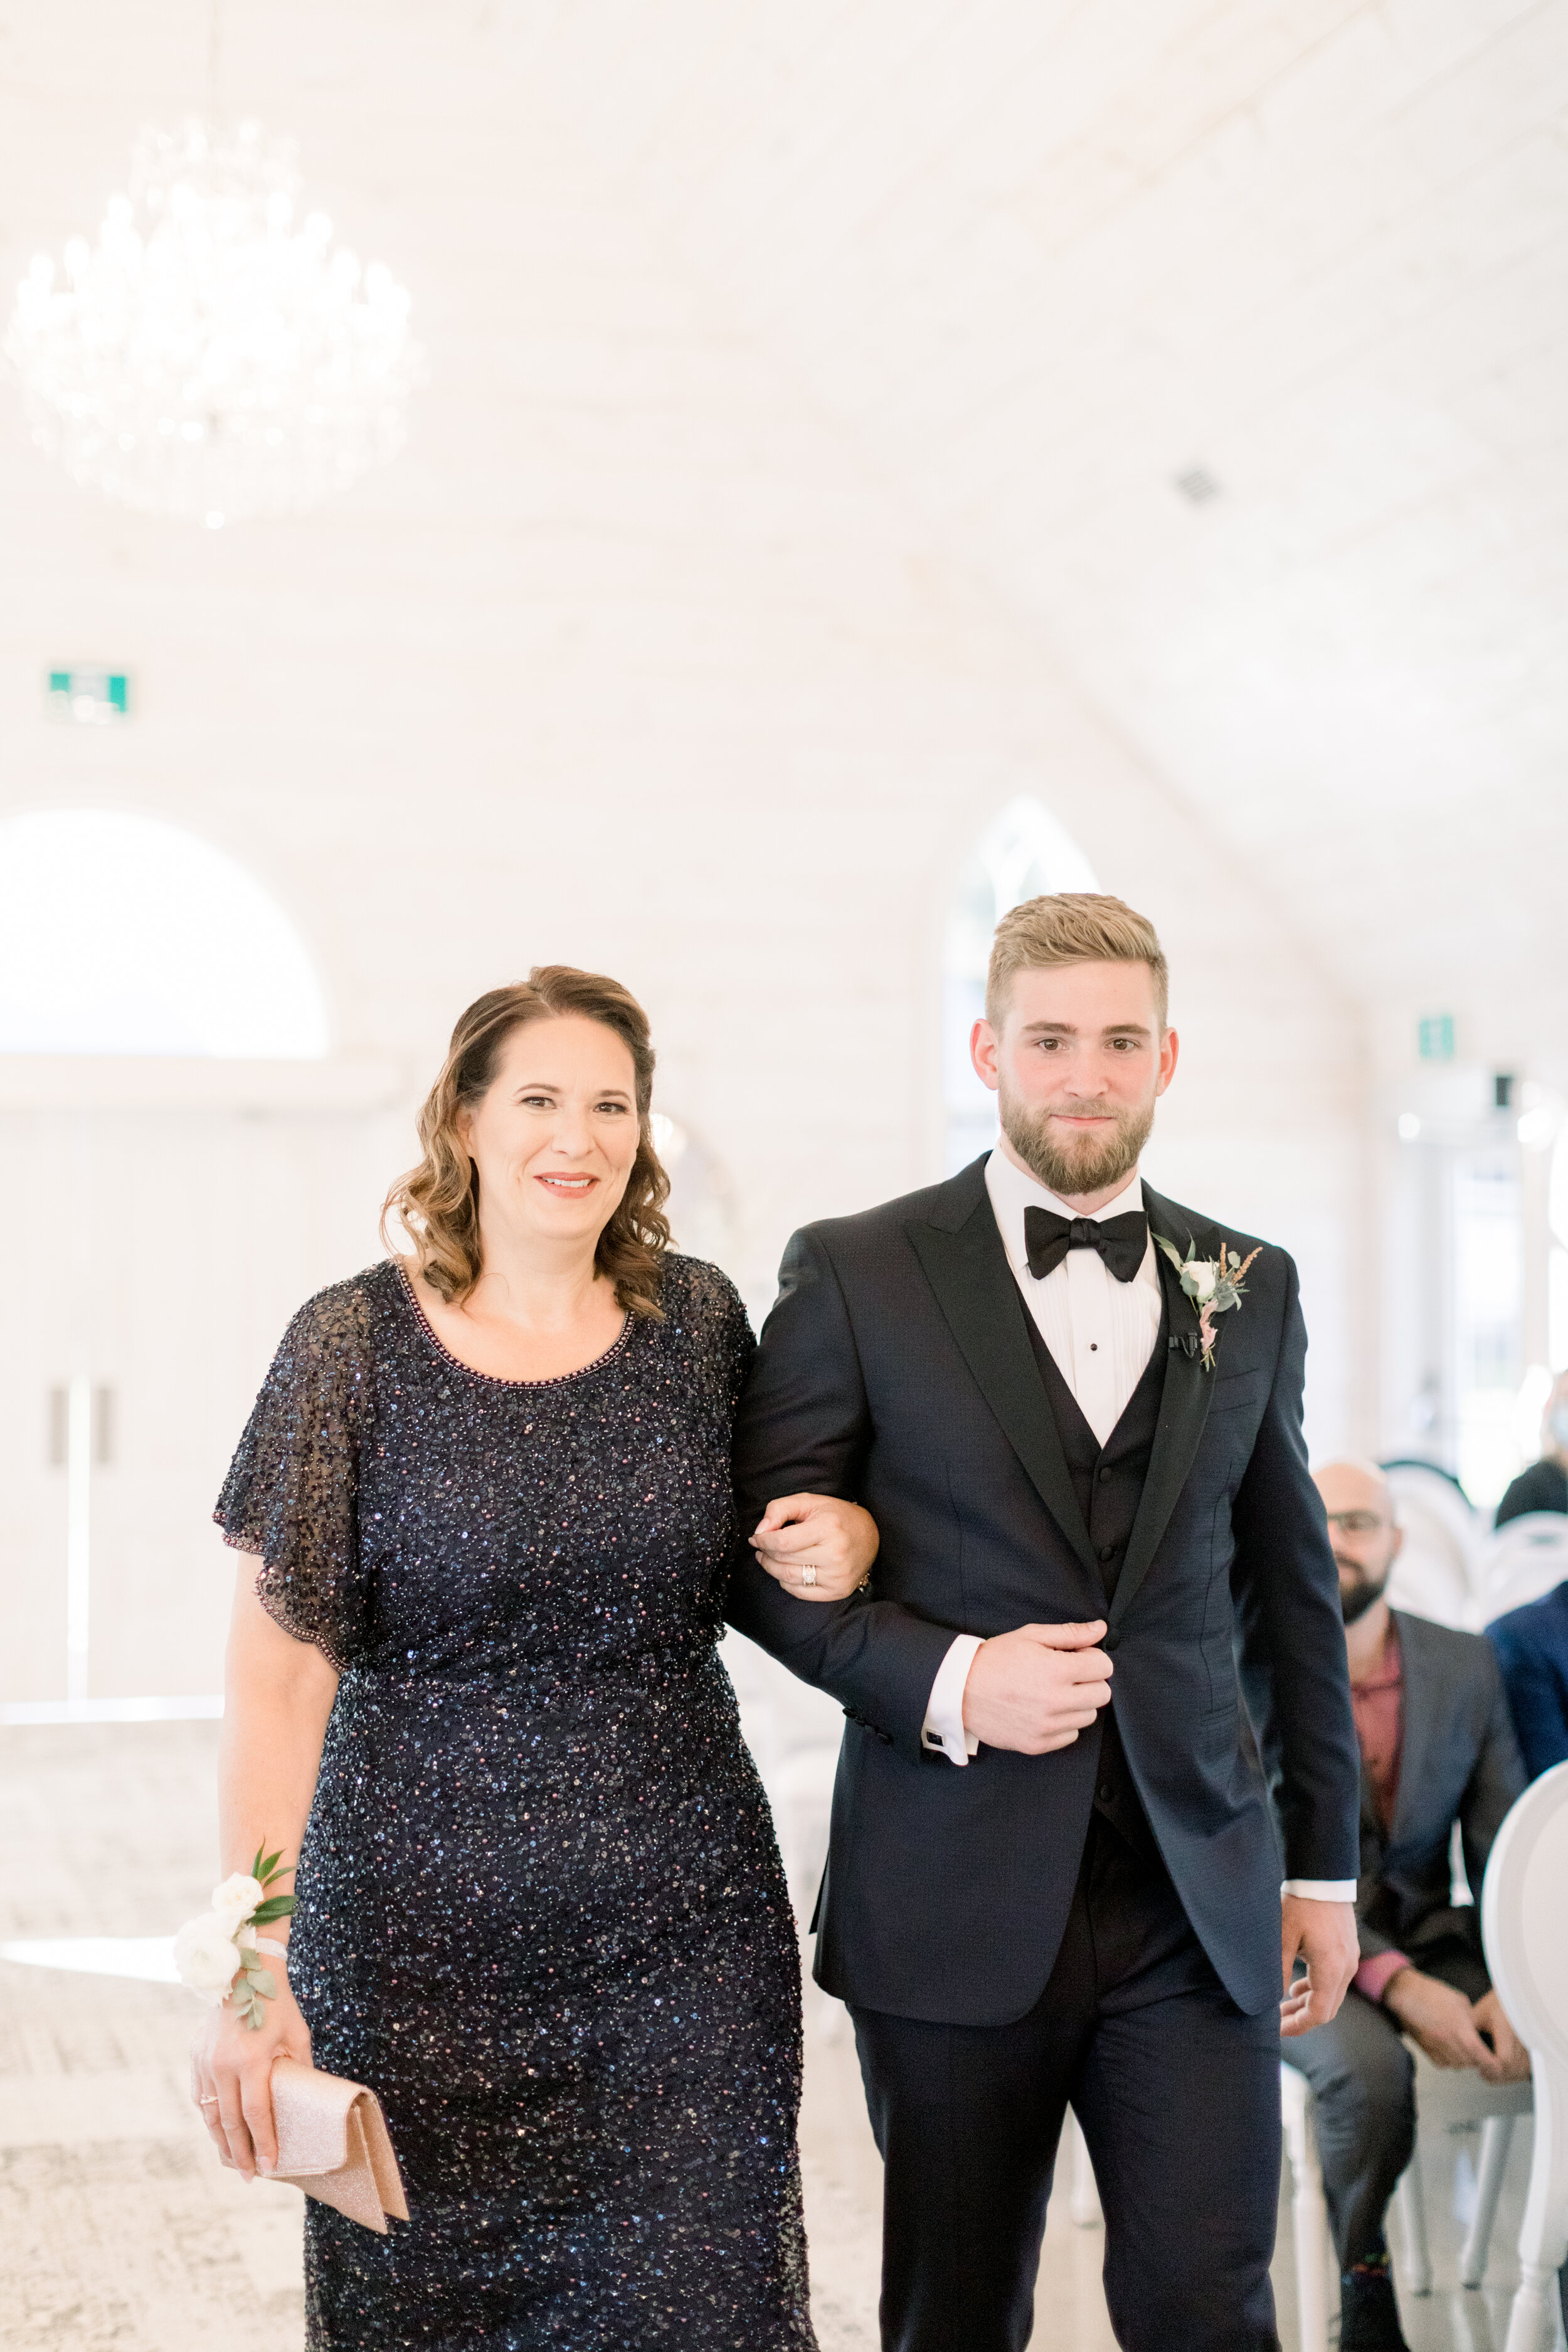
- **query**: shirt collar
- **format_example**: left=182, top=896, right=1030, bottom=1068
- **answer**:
left=1350, top=1618, right=1403, bottom=1695
left=983, top=1147, right=1145, bottom=1276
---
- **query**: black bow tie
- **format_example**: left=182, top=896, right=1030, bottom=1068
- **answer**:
left=1024, top=1204, right=1148, bottom=1285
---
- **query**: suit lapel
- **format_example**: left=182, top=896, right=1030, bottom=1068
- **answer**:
left=907, top=1169, right=1100, bottom=1584
left=1106, top=1185, right=1220, bottom=1634
left=1384, top=1611, right=1430, bottom=1851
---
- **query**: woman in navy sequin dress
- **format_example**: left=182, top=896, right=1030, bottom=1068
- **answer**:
left=190, top=970, right=876, bottom=2350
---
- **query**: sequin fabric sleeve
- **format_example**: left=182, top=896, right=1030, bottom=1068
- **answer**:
left=687, top=1253, right=759, bottom=1416
left=213, top=1273, right=374, bottom=1669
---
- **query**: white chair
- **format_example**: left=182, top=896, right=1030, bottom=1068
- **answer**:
left=1476, top=1515, right=1568, bottom=1630
left=1401, top=2051, right=1534, bottom=2289
left=1280, top=2065, right=1333, bottom=2352
left=1281, top=2053, right=1532, bottom=2352
left=1387, top=1542, right=1475, bottom=1631
left=1481, top=1759, right=1568, bottom=2352
left=1383, top=1461, right=1481, bottom=1628
left=1387, top=1462, right=1483, bottom=1569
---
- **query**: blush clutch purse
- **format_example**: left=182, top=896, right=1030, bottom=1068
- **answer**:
left=268, top=2056, right=409, bottom=2233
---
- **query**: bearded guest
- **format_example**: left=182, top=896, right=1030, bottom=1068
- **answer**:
left=726, top=894, right=1362, bottom=2352
left=1283, top=1459, right=1530, bottom=2352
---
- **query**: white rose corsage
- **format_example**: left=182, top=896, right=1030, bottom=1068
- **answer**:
left=1154, top=1235, right=1261, bottom=1371
left=174, top=1843, right=296, bottom=2029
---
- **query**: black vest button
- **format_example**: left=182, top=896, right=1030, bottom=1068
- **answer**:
left=1098, top=1784, right=1115, bottom=1803
left=1098, top=1542, right=1116, bottom=1562
left=1098, top=1466, right=1112, bottom=1482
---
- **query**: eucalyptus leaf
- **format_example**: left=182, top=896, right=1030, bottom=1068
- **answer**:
left=248, top=1968, right=278, bottom=2000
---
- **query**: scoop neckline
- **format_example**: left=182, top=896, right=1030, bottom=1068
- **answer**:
left=392, top=1261, right=633, bottom=1391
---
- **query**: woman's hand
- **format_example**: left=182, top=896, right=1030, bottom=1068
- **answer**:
left=190, top=1961, right=312, bottom=2180
left=750, top=1493, right=879, bottom=1601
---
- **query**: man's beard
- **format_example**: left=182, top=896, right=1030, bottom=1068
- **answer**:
left=1338, top=1567, right=1390, bottom=1626
left=999, top=1086, right=1155, bottom=1200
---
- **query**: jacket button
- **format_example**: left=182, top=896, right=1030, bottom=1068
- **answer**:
left=1098, top=1542, right=1116, bottom=1562
left=1098, top=1466, right=1112, bottom=1483
left=1098, top=1783, right=1115, bottom=1803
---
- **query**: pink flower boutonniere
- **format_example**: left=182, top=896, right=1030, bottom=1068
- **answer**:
left=1153, top=1235, right=1263, bottom=1371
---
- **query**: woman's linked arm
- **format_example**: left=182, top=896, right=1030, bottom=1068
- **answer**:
left=749, top=1491, right=879, bottom=1598
left=189, top=1561, right=338, bottom=2180
left=726, top=1226, right=956, bottom=1756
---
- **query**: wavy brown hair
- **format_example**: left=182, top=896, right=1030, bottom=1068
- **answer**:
left=381, top=967, right=671, bottom=1317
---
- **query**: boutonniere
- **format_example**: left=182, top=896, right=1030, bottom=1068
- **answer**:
left=1153, top=1234, right=1263, bottom=1371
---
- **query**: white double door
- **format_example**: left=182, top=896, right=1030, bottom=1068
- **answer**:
left=1, top=1098, right=394, bottom=1703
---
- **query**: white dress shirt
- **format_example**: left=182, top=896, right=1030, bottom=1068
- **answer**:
left=917, top=1147, right=1353, bottom=1904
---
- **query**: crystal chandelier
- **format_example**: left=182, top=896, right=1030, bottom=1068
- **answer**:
left=3, top=120, right=422, bottom=528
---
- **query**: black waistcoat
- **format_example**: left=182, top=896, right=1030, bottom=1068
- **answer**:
left=1019, top=1293, right=1170, bottom=1857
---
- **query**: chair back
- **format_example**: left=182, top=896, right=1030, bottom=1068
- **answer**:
left=1476, top=1515, right=1568, bottom=1628
left=1382, top=1462, right=1481, bottom=1626
left=1480, top=1760, right=1568, bottom=2072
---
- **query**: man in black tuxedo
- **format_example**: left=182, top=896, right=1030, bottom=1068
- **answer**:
left=728, top=893, right=1362, bottom=2351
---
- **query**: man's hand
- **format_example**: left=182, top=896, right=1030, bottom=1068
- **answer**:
left=1382, top=1968, right=1512, bottom=2078
left=1279, top=1897, right=1358, bottom=2037
left=960, top=1622, right=1113, bottom=1755
left=1382, top=1972, right=1532, bottom=2082
left=1471, top=1988, right=1532, bottom=2084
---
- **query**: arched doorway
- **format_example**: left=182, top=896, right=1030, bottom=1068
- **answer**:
left=941, top=796, right=1099, bottom=1173
left=0, top=808, right=329, bottom=1056
left=0, top=812, right=391, bottom=1716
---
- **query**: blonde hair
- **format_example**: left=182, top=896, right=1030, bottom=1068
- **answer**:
left=381, top=967, right=671, bottom=1316
left=986, top=893, right=1169, bottom=1029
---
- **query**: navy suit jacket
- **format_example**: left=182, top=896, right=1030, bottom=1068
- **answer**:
left=725, top=1155, right=1360, bottom=2027
left=1488, top=1581, right=1568, bottom=1781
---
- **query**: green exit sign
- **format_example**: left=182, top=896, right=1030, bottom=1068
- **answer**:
left=1417, top=1014, right=1455, bottom=1061
left=46, top=668, right=130, bottom=724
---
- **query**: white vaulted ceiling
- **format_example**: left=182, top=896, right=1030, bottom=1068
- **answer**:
left=2, top=0, right=1565, bottom=1072
left=515, top=0, right=1568, bottom=1050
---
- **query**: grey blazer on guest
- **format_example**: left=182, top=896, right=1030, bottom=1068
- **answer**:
left=1357, top=1609, right=1525, bottom=1969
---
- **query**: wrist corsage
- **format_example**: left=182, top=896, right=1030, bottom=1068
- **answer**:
left=174, top=1843, right=297, bottom=2029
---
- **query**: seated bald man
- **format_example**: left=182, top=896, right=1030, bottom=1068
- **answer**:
left=1283, top=1459, right=1528, bottom=2352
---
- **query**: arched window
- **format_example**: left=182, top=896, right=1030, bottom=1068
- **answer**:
left=943, top=795, right=1099, bottom=1173
left=0, top=809, right=329, bottom=1057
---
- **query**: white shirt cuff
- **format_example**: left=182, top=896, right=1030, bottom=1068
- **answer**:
left=1282, top=1880, right=1357, bottom=1902
left=921, top=1634, right=983, bottom=1766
